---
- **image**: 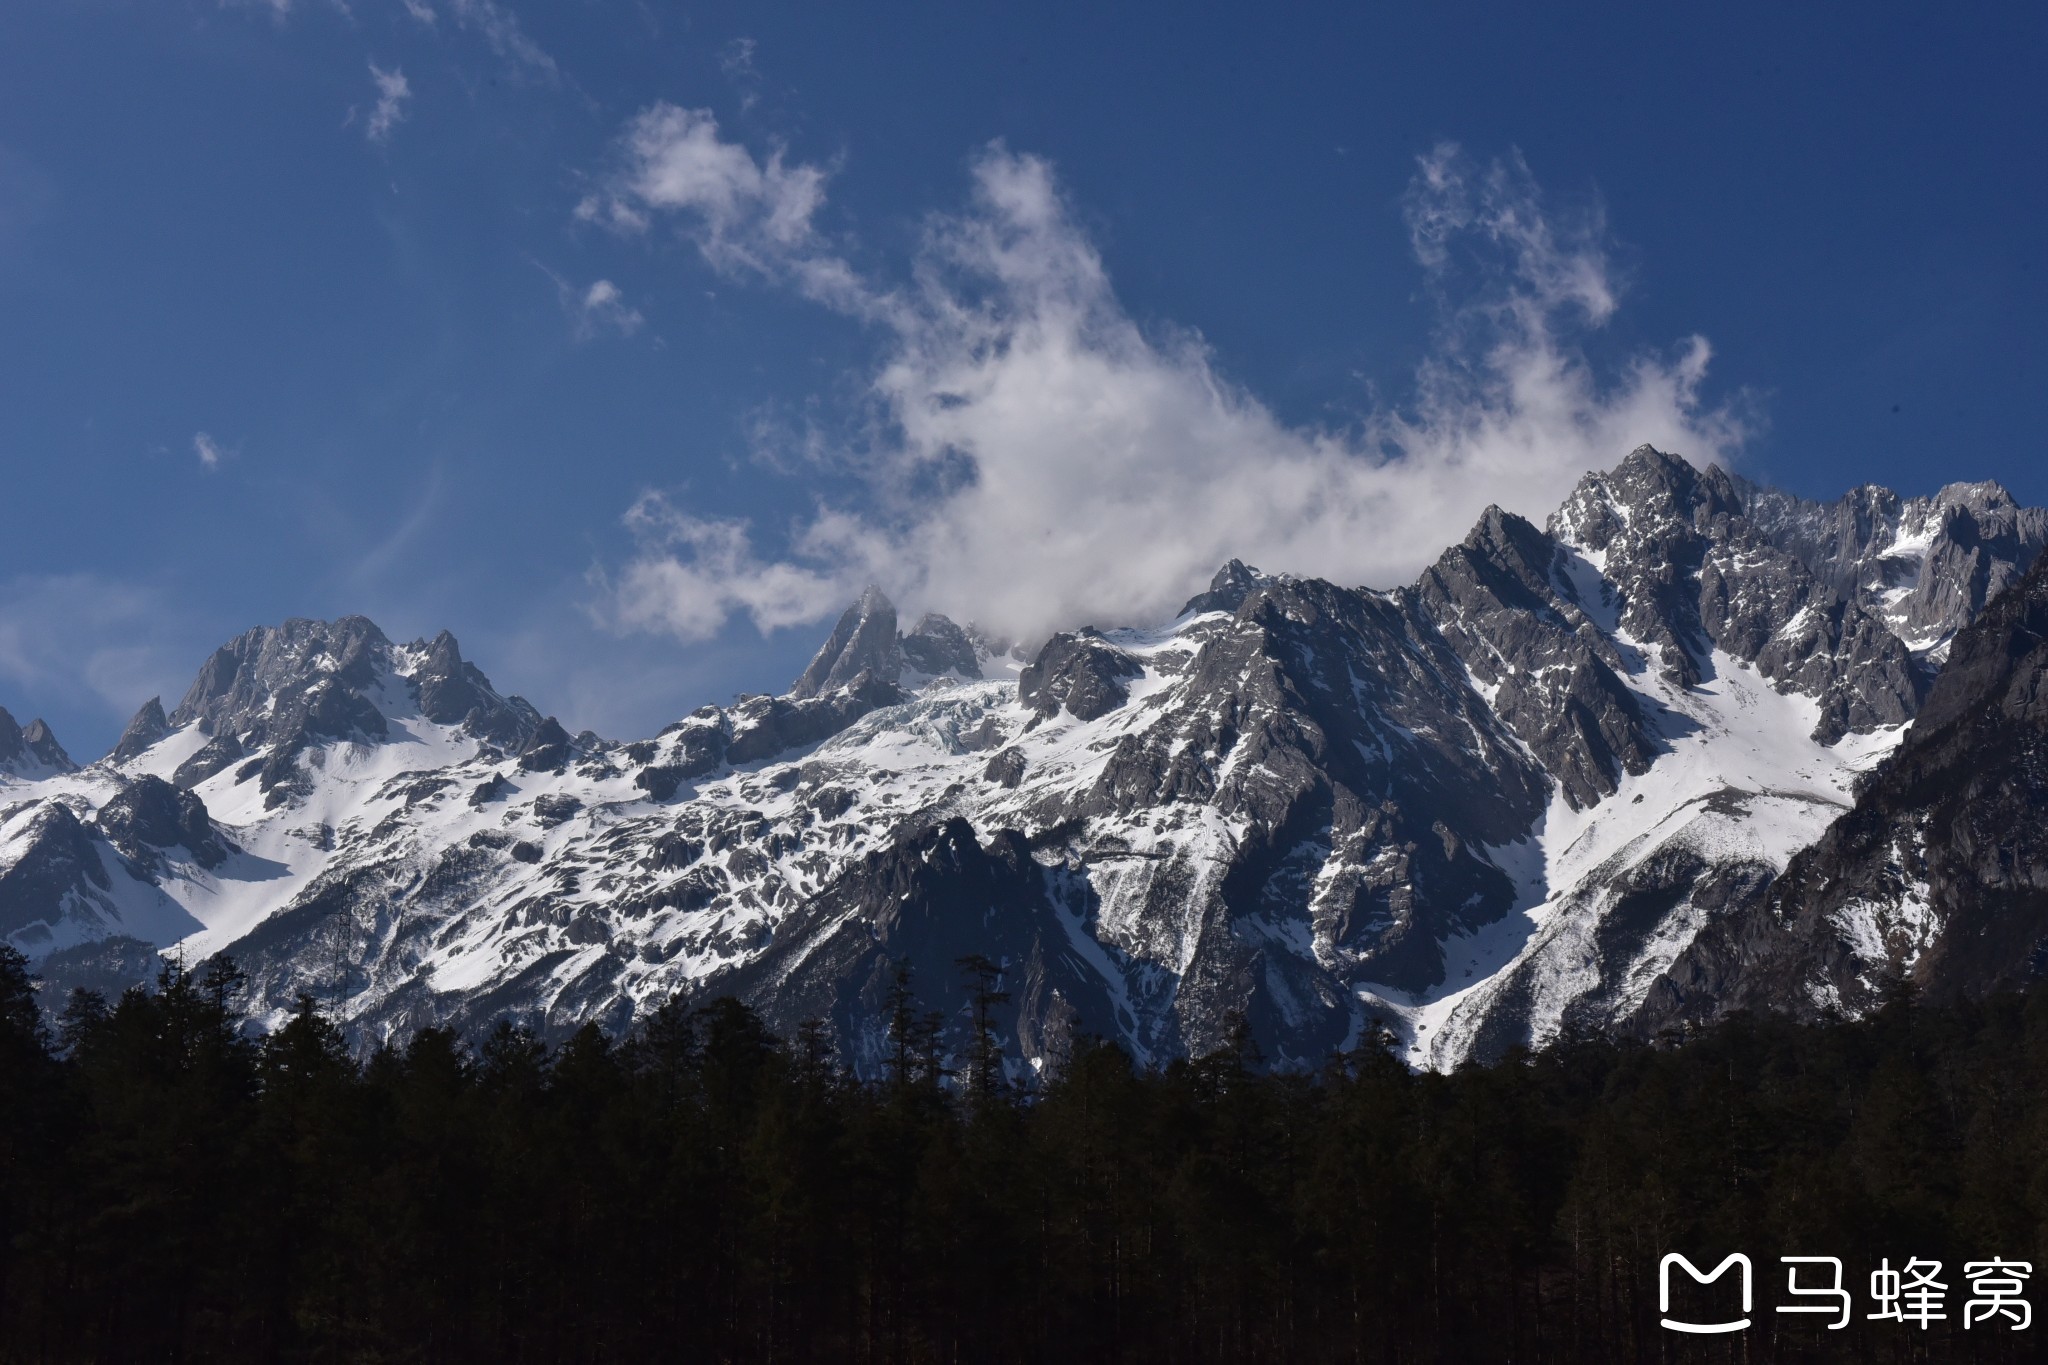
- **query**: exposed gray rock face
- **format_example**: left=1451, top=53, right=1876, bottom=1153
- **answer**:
left=983, top=748, right=1027, bottom=789
left=1742, top=476, right=2048, bottom=647
left=1180, top=558, right=1265, bottom=616
left=172, top=734, right=244, bottom=790
left=0, top=708, right=76, bottom=777
left=1637, top=549, right=2048, bottom=1033
left=517, top=717, right=574, bottom=773
left=714, top=818, right=1126, bottom=1072
left=173, top=616, right=390, bottom=742
left=633, top=709, right=730, bottom=799
left=95, top=776, right=231, bottom=872
left=1018, top=631, right=1142, bottom=722
left=1413, top=507, right=1653, bottom=810
left=726, top=677, right=906, bottom=764
left=0, top=803, right=106, bottom=944
left=0, top=795, right=203, bottom=958
left=170, top=616, right=539, bottom=762
left=412, top=631, right=544, bottom=748
left=1538, top=445, right=2033, bottom=745
left=790, top=587, right=903, bottom=699
left=900, top=613, right=982, bottom=679
left=0, top=708, right=23, bottom=774
left=1377, top=447, right=2048, bottom=1062
left=1055, top=574, right=1549, bottom=1046
left=20, top=720, right=74, bottom=774
left=110, top=698, right=170, bottom=764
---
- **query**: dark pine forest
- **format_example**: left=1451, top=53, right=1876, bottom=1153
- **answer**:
left=3, top=944, right=2046, bottom=1364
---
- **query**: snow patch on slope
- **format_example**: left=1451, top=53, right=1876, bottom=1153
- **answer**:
left=1359, top=643, right=1903, bottom=1067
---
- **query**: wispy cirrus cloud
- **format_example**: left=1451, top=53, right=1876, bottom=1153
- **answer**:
left=533, top=262, right=645, bottom=340
left=442, top=0, right=557, bottom=82
left=235, top=0, right=556, bottom=82
left=569, top=279, right=643, bottom=339
left=192, top=432, right=227, bottom=471
left=719, top=37, right=758, bottom=80
left=587, top=117, right=1748, bottom=647
left=0, top=574, right=196, bottom=728
left=365, top=63, right=412, bottom=143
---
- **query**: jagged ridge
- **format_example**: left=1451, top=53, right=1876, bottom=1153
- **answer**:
left=3, top=446, right=2043, bottom=1072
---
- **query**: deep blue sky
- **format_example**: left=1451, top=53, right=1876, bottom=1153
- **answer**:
left=2, top=0, right=2042, bottom=757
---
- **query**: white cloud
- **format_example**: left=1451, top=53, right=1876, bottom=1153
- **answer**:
left=534, top=262, right=646, bottom=340
left=366, top=63, right=411, bottom=143
left=192, top=431, right=226, bottom=470
left=576, top=105, right=833, bottom=283
left=402, top=0, right=437, bottom=23
left=561, top=276, right=644, bottom=340
left=576, top=279, right=643, bottom=337
left=592, top=124, right=1748, bottom=647
left=604, top=498, right=846, bottom=640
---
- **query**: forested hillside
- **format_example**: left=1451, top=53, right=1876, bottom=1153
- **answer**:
left=3, top=946, right=2045, bottom=1363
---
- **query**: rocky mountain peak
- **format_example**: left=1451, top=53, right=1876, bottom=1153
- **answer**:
left=110, top=697, right=170, bottom=764
left=1, top=710, right=76, bottom=776
left=1547, top=444, right=1732, bottom=553
left=1017, top=630, right=1142, bottom=722
left=406, top=629, right=541, bottom=748
left=170, top=615, right=394, bottom=741
left=1931, top=477, right=2022, bottom=518
left=20, top=720, right=75, bottom=774
left=899, top=613, right=981, bottom=679
left=1181, top=558, right=1267, bottom=616
left=791, top=586, right=903, bottom=699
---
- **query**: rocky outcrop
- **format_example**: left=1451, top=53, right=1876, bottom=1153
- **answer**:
left=95, top=776, right=231, bottom=872
left=726, top=677, right=905, bottom=764
left=0, top=803, right=107, bottom=945
left=1180, top=559, right=1265, bottom=616
left=109, top=698, right=170, bottom=764
left=714, top=818, right=1125, bottom=1071
left=19, top=720, right=74, bottom=774
left=1019, top=631, right=1142, bottom=722
left=900, top=613, right=981, bottom=679
left=1638, top=550, right=2048, bottom=1032
left=0, top=708, right=75, bottom=777
left=1414, top=506, right=1653, bottom=810
left=791, top=587, right=903, bottom=699
left=172, top=733, right=244, bottom=790
left=173, top=616, right=390, bottom=742
left=412, top=631, right=543, bottom=749
left=1538, top=445, right=2012, bottom=742
left=517, top=717, right=574, bottom=773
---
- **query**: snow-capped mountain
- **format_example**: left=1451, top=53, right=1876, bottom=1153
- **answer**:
left=0, top=705, right=77, bottom=780
left=3, top=447, right=2043, bottom=1071
left=1640, top=543, right=2048, bottom=1032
